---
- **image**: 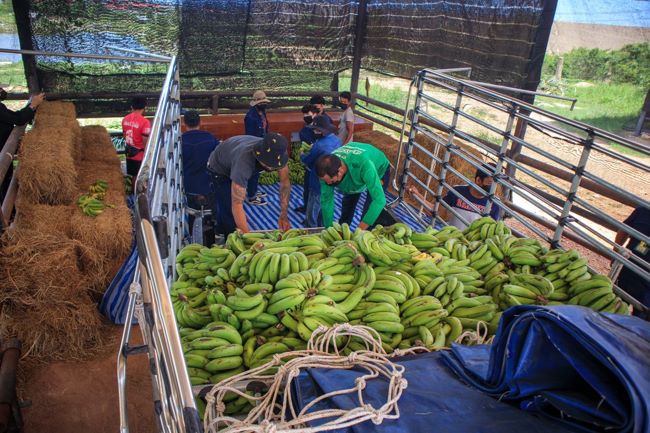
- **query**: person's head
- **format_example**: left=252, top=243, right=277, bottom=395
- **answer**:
left=254, top=133, right=289, bottom=171
left=339, top=91, right=351, bottom=109
left=309, top=95, right=326, bottom=113
left=251, top=90, right=271, bottom=112
left=183, top=110, right=201, bottom=130
left=131, top=96, right=147, bottom=111
left=474, top=163, right=497, bottom=191
left=301, top=104, right=319, bottom=124
left=308, top=114, right=336, bottom=137
left=315, top=154, right=345, bottom=186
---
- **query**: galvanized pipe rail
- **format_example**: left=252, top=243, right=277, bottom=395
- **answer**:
left=394, top=69, right=650, bottom=312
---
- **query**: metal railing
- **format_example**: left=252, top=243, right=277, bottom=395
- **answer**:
left=120, top=52, right=202, bottom=433
left=391, top=68, right=650, bottom=313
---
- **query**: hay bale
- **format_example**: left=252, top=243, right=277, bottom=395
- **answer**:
left=13, top=198, right=75, bottom=238
left=17, top=127, right=79, bottom=204
left=0, top=295, right=106, bottom=362
left=33, top=115, right=82, bottom=160
left=80, top=125, right=121, bottom=166
left=0, top=229, right=89, bottom=302
left=35, top=100, right=77, bottom=119
left=76, top=162, right=127, bottom=207
left=70, top=204, right=132, bottom=259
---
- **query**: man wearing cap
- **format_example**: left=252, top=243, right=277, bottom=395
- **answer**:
left=181, top=110, right=219, bottom=230
left=300, top=115, right=342, bottom=227
left=0, top=87, right=45, bottom=202
left=309, top=95, right=333, bottom=122
left=244, top=90, right=271, bottom=206
left=315, top=143, right=393, bottom=230
left=207, top=133, right=291, bottom=235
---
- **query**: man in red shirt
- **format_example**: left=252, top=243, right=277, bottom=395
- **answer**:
left=122, top=96, right=151, bottom=178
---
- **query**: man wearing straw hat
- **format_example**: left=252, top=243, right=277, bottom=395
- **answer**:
left=244, top=90, right=271, bottom=206
left=0, top=86, right=45, bottom=203
left=207, top=133, right=291, bottom=235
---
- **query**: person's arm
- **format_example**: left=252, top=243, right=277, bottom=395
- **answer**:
left=231, top=182, right=250, bottom=233
left=321, top=181, right=335, bottom=227
left=244, top=112, right=256, bottom=136
left=359, top=162, right=386, bottom=228
left=278, top=165, right=291, bottom=231
left=0, top=103, right=35, bottom=126
left=300, top=141, right=323, bottom=168
left=405, top=186, right=433, bottom=215
left=344, top=120, right=354, bottom=144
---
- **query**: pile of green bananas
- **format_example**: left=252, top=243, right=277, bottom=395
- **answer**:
left=77, top=179, right=110, bottom=217
left=258, top=159, right=305, bottom=186
left=173, top=218, right=631, bottom=415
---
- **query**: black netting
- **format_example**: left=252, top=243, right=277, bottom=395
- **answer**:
left=363, top=0, right=551, bottom=87
left=25, top=0, right=554, bottom=105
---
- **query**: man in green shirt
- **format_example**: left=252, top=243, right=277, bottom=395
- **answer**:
left=315, top=142, right=392, bottom=229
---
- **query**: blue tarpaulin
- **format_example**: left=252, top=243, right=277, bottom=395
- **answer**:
left=292, top=306, right=649, bottom=433
left=442, top=305, right=650, bottom=433
left=292, top=351, right=583, bottom=433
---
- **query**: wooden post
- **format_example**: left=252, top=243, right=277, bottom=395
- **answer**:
left=12, top=0, right=41, bottom=92
left=554, top=56, right=564, bottom=81
left=633, top=89, right=650, bottom=137
left=350, top=0, right=368, bottom=96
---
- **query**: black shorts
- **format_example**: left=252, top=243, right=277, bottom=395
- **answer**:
left=126, top=159, right=142, bottom=178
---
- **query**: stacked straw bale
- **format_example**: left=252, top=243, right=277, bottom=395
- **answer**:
left=0, top=101, right=131, bottom=362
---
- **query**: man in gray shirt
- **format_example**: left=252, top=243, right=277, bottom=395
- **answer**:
left=207, top=133, right=291, bottom=234
left=337, top=91, right=354, bottom=145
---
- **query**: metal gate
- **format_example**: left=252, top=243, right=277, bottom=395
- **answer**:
left=392, top=68, right=650, bottom=313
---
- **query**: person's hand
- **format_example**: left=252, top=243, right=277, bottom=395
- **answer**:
left=30, top=92, right=45, bottom=109
left=278, top=214, right=291, bottom=232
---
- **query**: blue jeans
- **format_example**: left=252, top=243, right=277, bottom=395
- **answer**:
left=247, top=172, right=259, bottom=199
left=211, top=175, right=237, bottom=236
left=301, top=168, right=311, bottom=208
left=305, top=189, right=323, bottom=228
left=339, top=169, right=392, bottom=228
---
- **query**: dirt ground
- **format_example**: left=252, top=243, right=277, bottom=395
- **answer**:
left=20, top=325, right=155, bottom=433
left=547, top=22, right=650, bottom=54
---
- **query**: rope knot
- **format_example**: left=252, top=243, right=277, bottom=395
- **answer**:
left=355, top=377, right=366, bottom=389
left=347, top=352, right=359, bottom=363
left=365, top=405, right=385, bottom=424
left=215, top=401, right=226, bottom=413
left=261, top=420, right=277, bottom=433
left=392, top=349, right=404, bottom=357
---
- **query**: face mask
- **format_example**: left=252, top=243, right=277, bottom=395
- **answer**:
left=313, top=130, right=323, bottom=138
left=339, top=103, right=348, bottom=110
left=0, top=89, right=6, bottom=101
left=257, top=104, right=267, bottom=112
left=303, top=115, right=313, bottom=124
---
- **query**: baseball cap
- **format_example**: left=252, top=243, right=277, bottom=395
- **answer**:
left=254, top=133, right=289, bottom=169
left=307, top=115, right=336, bottom=134
left=250, top=90, right=271, bottom=107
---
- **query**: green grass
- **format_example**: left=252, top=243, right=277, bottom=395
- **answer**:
left=0, top=1, right=15, bottom=33
left=0, top=60, right=27, bottom=87
left=536, top=80, right=646, bottom=155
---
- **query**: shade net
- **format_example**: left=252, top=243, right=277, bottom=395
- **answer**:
left=27, top=0, right=555, bottom=108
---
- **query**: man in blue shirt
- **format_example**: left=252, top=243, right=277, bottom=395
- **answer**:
left=295, top=104, right=319, bottom=214
left=300, top=115, right=342, bottom=227
left=181, top=111, right=219, bottom=230
left=243, top=90, right=270, bottom=206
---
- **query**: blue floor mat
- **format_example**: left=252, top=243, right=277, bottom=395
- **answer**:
left=245, top=184, right=433, bottom=232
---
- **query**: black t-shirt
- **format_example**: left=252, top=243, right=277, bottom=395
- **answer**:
left=624, top=206, right=650, bottom=261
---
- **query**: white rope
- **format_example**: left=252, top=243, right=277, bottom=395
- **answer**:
left=203, top=324, right=408, bottom=433
left=455, top=320, right=491, bottom=346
